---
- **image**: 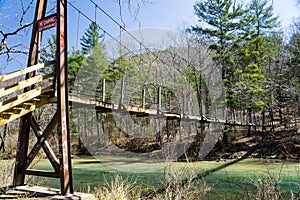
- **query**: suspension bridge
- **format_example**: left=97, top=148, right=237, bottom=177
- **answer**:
left=0, top=0, right=280, bottom=198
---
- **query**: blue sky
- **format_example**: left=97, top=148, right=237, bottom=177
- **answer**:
left=69, top=0, right=299, bottom=39
left=0, top=0, right=299, bottom=73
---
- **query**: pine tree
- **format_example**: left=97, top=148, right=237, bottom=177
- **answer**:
left=68, top=48, right=86, bottom=91
left=234, top=0, right=280, bottom=111
left=191, top=0, right=244, bottom=79
left=80, top=22, right=103, bottom=55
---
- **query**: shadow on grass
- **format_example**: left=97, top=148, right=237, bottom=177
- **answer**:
left=147, top=143, right=262, bottom=197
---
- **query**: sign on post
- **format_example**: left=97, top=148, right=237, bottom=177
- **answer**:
left=38, top=14, right=57, bottom=32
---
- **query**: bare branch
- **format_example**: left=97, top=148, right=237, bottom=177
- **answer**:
left=0, top=0, right=34, bottom=63
left=116, top=0, right=151, bottom=22
left=19, top=0, right=35, bottom=26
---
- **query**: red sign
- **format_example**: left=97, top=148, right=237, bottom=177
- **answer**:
left=38, top=14, right=57, bottom=32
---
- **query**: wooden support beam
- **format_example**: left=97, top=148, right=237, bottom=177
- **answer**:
left=56, top=0, right=73, bottom=195
left=14, top=0, right=48, bottom=186
left=24, top=170, right=60, bottom=178
left=28, top=116, right=60, bottom=172
left=23, top=112, right=59, bottom=170
left=0, top=104, right=36, bottom=127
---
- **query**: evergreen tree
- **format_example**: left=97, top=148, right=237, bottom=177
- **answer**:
left=234, top=0, right=280, bottom=111
left=244, top=0, right=280, bottom=62
left=68, top=48, right=86, bottom=92
left=79, top=44, right=108, bottom=100
left=191, top=0, right=244, bottom=79
left=288, top=19, right=300, bottom=71
left=80, top=21, right=103, bottom=55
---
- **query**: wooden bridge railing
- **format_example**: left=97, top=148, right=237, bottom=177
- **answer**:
left=0, top=61, right=55, bottom=126
left=71, top=75, right=275, bottom=128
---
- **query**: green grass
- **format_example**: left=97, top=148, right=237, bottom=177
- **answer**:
left=3, top=157, right=300, bottom=199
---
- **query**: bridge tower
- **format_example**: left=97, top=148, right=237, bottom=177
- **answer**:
left=13, top=0, right=73, bottom=195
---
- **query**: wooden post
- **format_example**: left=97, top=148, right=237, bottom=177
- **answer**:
left=56, top=0, right=73, bottom=195
left=157, top=86, right=161, bottom=114
left=119, top=76, right=124, bottom=108
left=102, top=79, right=106, bottom=102
left=142, top=85, right=146, bottom=109
left=13, top=0, right=73, bottom=195
left=14, top=0, right=48, bottom=186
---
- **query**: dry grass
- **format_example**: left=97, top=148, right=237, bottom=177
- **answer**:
left=93, top=174, right=142, bottom=200
left=153, top=163, right=211, bottom=200
left=0, top=161, right=14, bottom=187
left=243, top=164, right=300, bottom=200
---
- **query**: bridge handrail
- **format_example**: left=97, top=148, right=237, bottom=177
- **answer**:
left=0, top=61, right=55, bottom=111
left=0, top=60, right=55, bottom=83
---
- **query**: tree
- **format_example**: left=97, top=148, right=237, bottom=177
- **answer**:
left=68, top=48, right=86, bottom=91
left=244, top=0, right=280, bottom=59
left=69, top=21, right=106, bottom=93
left=80, top=22, right=103, bottom=55
left=234, top=0, right=280, bottom=111
left=0, top=0, right=34, bottom=63
left=191, top=0, right=244, bottom=79
left=288, top=19, right=300, bottom=71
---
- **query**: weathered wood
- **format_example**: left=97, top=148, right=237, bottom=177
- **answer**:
left=0, top=104, right=36, bottom=126
left=0, top=87, right=42, bottom=113
left=56, top=0, right=73, bottom=195
left=0, top=61, right=54, bottom=83
left=24, top=170, right=60, bottom=178
left=24, top=112, right=59, bottom=170
left=0, top=75, right=43, bottom=98
left=28, top=116, right=60, bottom=172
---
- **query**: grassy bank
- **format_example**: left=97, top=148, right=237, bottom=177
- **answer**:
left=1, top=157, right=300, bottom=199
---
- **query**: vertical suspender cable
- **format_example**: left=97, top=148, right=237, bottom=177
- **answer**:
left=76, top=11, right=80, bottom=50
left=95, top=4, right=97, bottom=23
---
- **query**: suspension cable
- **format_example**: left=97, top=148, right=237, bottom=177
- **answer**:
left=76, top=10, right=81, bottom=50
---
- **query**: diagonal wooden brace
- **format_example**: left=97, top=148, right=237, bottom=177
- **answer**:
left=23, top=112, right=59, bottom=171
left=27, top=114, right=60, bottom=172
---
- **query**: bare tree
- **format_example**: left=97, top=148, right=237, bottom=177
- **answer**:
left=0, top=0, right=35, bottom=62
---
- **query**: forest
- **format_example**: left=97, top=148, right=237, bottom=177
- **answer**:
left=0, top=0, right=300, bottom=199
left=62, top=0, right=300, bottom=160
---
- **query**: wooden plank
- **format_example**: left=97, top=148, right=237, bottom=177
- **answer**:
left=0, top=60, right=55, bottom=83
left=0, top=87, right=42, bottom=113
left=0, top=75, right=43, bottom=98
left=42, top=72, right=54, bottom=80
left=0, top=103, right=36, bottom=126
left=41, top=85, right=54, bottom=94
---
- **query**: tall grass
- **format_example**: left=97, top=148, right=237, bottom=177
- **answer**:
left=1, top=158, right=300, bottom=199
left=93, top=174, right=142, bottom=200
left=0, top=161, right=14, bottom=187
left=156, top=163, right=211, bottom=200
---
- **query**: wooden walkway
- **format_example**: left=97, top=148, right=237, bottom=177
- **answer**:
left=0, top=61, right=271, bottom=128
left=0, top=186, right=95, bottom=199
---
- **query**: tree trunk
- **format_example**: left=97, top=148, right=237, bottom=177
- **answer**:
left=0, top=124, right=8, bottom=153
